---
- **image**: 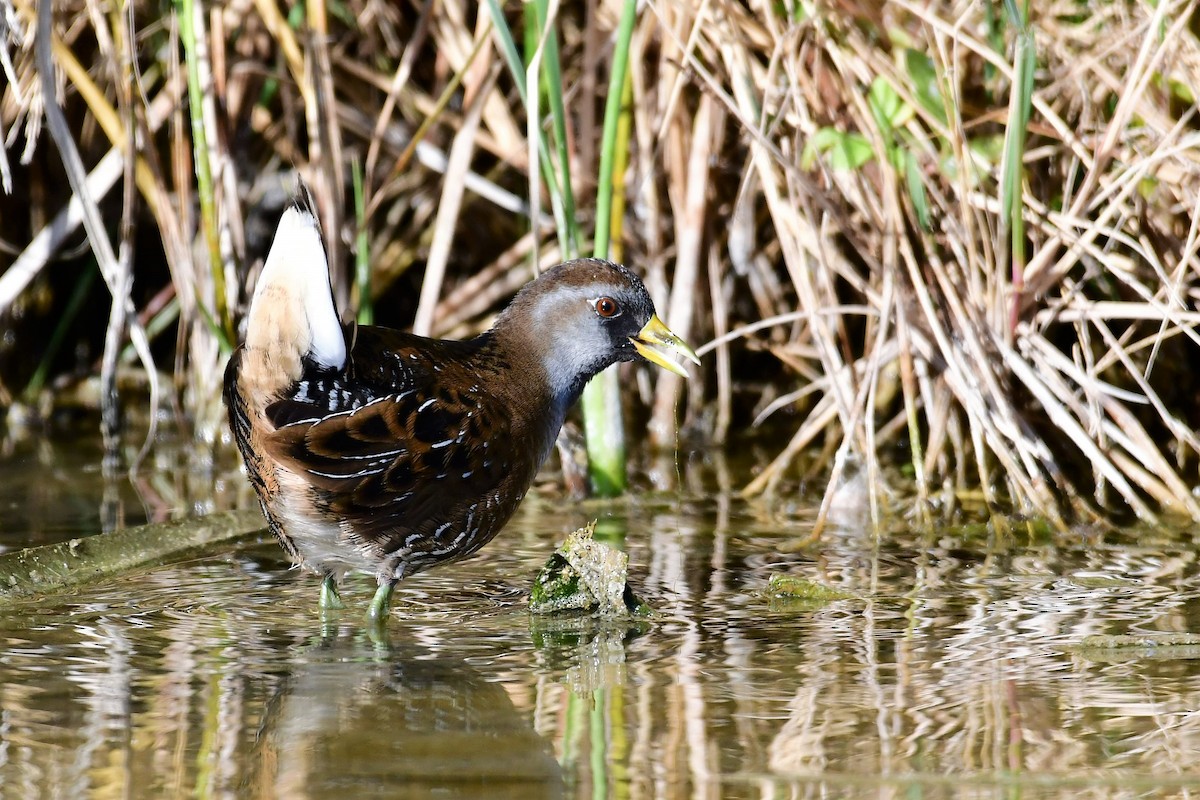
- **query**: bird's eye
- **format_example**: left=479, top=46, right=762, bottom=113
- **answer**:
left=594, top=297, right=621, bottom=318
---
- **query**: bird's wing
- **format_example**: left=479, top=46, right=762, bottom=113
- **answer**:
left=259, top=339, right=515, bottom=545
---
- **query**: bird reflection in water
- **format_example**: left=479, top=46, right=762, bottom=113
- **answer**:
left=245, top=627, right=564, bottom=799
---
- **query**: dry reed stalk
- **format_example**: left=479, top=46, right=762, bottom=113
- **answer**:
left=364, top=0, right=433, bottom=195
left=714, top=0, right=1200, bottom=528
left=433, top=232, right=556, bottom=337
left=0, top=74, right=184, bottom=314
left=0, top=0, right=18, bottom=195
left=302, top=0, right=346, bottom=307
left=706, top=241, right=731, bottom=444
left=648, top=92, right=720, bottom=446
left=30, top=0, right=160, bottom=460
left=413, top=62, right=497, bottom=336
left=7, top=0, right=1200, bottom=528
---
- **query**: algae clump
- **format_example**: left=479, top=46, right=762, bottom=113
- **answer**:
left=530, top=522, right=650, bottom=617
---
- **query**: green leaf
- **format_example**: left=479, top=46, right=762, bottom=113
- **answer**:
left=801, top=127, right=840, bottom=169
left=802, top=128, right=874, bottom=171
left=830, top=133, right=874, bottom=171
left=904, top=49, right=948, bottom=125
left=867, top=77, right=913, bottom=135
left=904, top=150, right=930, bottom=231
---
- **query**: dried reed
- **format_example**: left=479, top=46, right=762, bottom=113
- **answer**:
left=3, top=0, right=1200, bottom=530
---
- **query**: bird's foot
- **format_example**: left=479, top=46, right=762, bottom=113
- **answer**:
left=319, top=575, right=345, bottom=611
left=366, top=582, right=395, bottom=625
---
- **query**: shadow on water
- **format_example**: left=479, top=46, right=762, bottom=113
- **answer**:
left=3, top=431, right=1200, bottom=797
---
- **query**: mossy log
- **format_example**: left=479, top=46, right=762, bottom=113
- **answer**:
left=0, top=510, right=266, bottom=601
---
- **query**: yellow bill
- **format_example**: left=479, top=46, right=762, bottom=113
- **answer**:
left=631, top=315, right=701, bottom=378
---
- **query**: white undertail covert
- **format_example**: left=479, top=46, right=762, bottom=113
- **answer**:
left=247, top=207, right=346, bottom=371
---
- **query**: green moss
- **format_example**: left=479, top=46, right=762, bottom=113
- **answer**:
left=1074, top=633, right=1200, bottom=650
left=766, top=574, right=859, bottom=602
left=529, top=522, right=650, bottom=617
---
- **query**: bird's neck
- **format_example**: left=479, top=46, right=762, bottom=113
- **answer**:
left=481, top=324, right=596, bottom=470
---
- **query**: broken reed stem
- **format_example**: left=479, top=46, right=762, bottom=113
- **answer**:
left=33, top=0, right=160, bottom=464
left=0, top=510, right=266, bottom=601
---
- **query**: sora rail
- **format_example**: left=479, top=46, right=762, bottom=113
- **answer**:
left=224, top=205, right=699, bottom=621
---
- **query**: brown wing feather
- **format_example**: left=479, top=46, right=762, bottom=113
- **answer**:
left=260, top=332, right=517, bottom=553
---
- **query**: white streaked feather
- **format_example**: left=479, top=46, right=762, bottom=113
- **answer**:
left=308, top=465, right=386, bottom=480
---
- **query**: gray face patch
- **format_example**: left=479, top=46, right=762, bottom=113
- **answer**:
left=487, top=259, right=659, bottom=411
left=526, top=283, right=633, bottom=402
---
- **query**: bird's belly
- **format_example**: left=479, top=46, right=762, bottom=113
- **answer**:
left=263, top=456, right=537, bottom=583
left=270, top=469, right=378, bottom=579
left=361, top=488, right=525, bottom=581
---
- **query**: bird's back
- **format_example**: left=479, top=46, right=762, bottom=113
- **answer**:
left=227, top=312, right=549, bottom=581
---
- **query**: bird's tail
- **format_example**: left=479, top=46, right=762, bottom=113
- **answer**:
left=239, top=205, right=346, bottom=402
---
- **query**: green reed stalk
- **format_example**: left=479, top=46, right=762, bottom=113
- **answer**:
left=483, top=0, right=571, bottom=252
left=529, top=0, right=579, bottom=258
left=1002, top=0, right=1034, bottom=335
left=352, top=157, right=373, bottom=325
left=589, top=692, right=608, bottom=800
left=493, top=0, right=632, bottom=493
left=580, top=0, right=638, bottom=496
left=590, top=0, right=637, bottom=265
left=177, top=0, right=233, bottom=346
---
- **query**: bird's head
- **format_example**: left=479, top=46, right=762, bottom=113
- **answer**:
left=494, top=258, right=700, bottom=407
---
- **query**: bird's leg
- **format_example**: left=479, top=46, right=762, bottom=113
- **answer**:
left=366, top=579, right=396, bottom=624
left=319, top=573, right=345, bottom=610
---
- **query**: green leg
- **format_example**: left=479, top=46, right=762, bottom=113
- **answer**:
left=319, top=574, right=345, bottom=610
left=366, top=581, right=395, bottom=624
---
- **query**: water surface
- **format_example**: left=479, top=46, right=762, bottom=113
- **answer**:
left=1, top=435, right=1200, bottom=798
